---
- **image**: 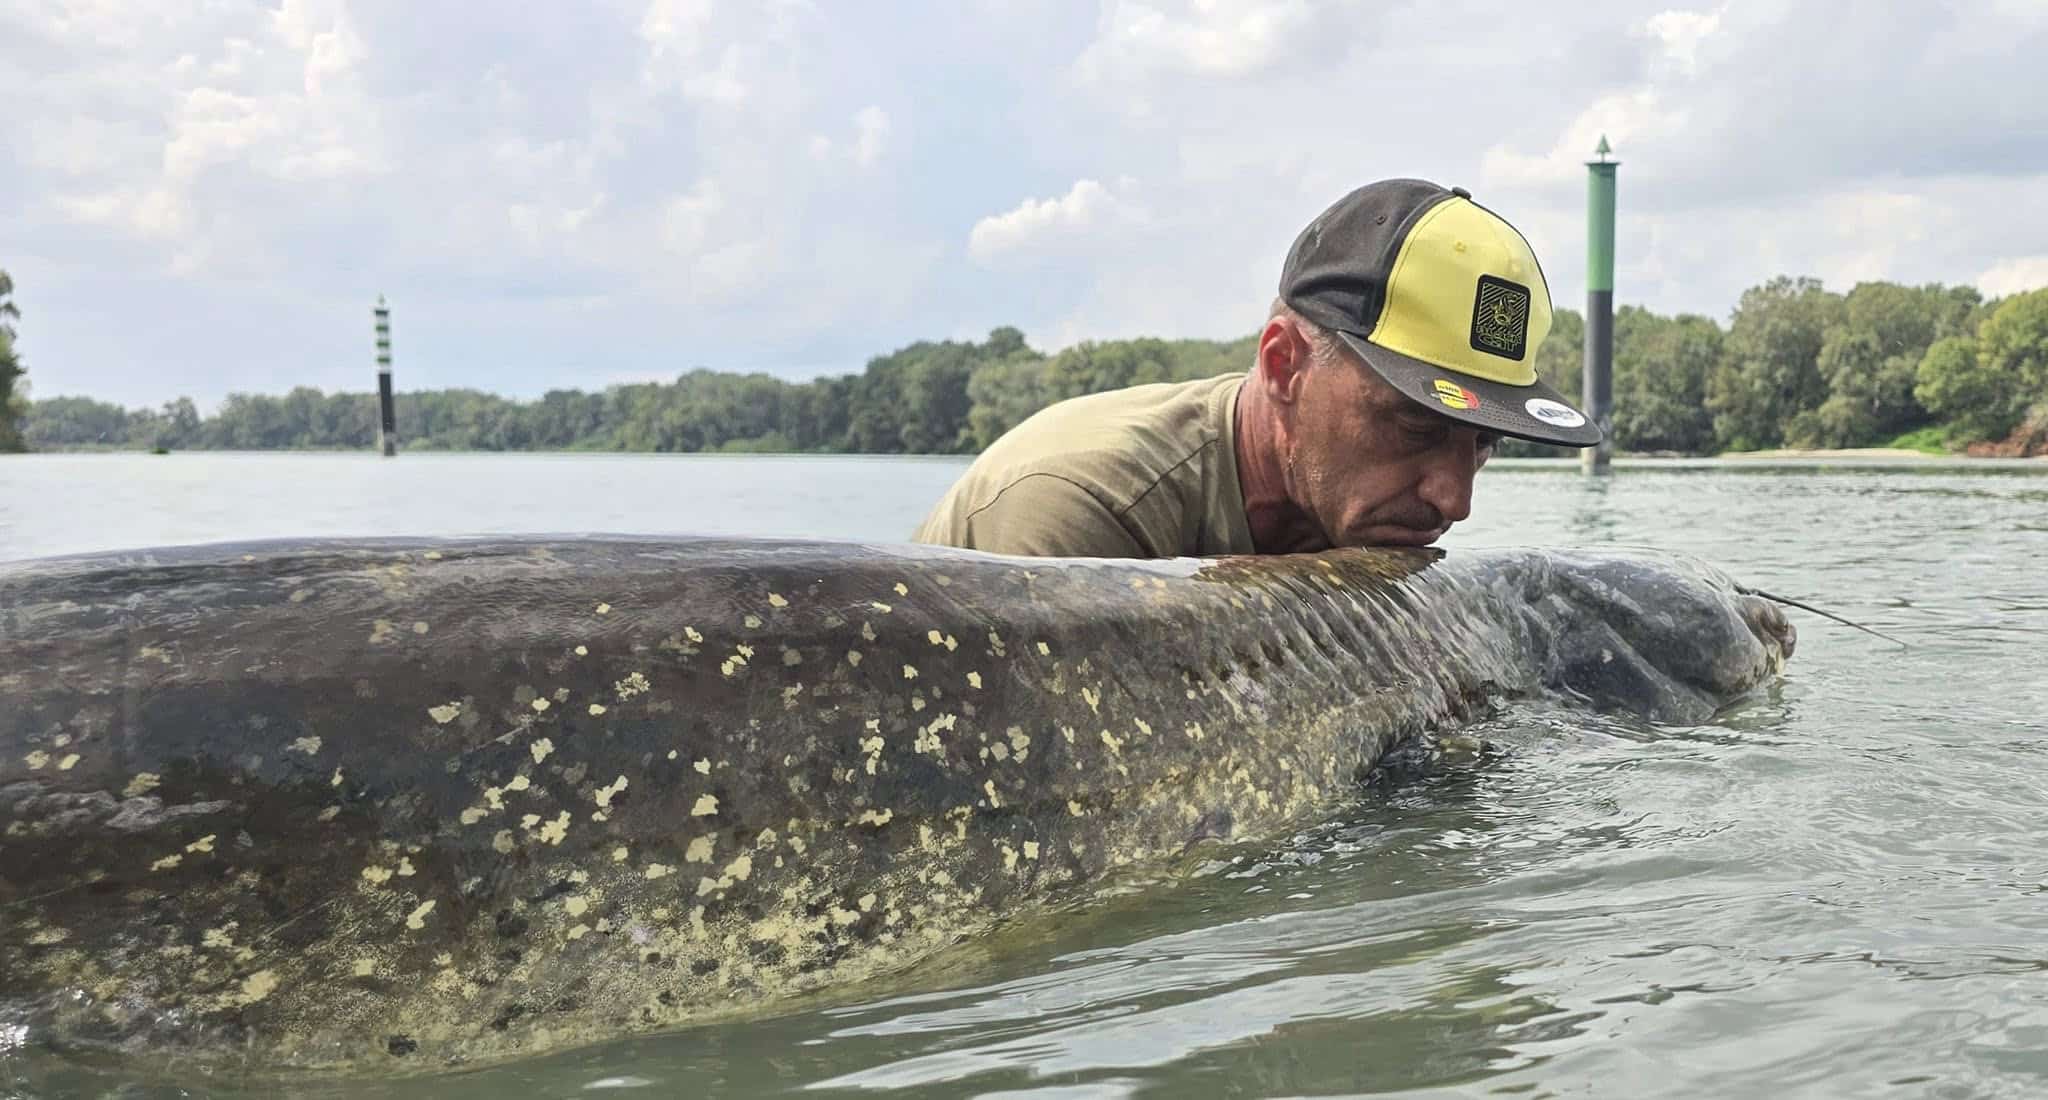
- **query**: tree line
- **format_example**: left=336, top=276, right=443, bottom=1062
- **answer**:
left=9, top=274, right=2048, bottom=457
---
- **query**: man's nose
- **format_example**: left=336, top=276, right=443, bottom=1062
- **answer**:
left=1418, top=446, right=1477, bottom=524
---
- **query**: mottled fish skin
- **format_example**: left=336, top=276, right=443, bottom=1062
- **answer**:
left=0, top=535, right=1793, bottom=1078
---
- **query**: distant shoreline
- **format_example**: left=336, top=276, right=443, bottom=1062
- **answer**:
left=1716, top=447, right=1959, bottom=460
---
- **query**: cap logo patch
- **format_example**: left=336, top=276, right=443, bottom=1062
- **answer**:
left=1432, top=379, right=1480, bottom=411
left=1471, top=275, right=1531, bottom=360
left=1524, top=398, right=1587, bottom=428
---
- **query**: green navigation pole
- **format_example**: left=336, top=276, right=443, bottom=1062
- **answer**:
left=374, top=295, right=397, bottom=457
left=1583, top=135, right=1617, bottom=475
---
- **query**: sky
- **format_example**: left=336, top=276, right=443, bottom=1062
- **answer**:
left=4, top=0, right=2047, bottom=411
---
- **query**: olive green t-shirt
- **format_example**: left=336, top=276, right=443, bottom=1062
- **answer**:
left=911, top=372, right=1257, bottom=559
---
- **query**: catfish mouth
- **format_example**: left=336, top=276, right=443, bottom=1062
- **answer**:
left=1737, top=590, right=1799, bottom=664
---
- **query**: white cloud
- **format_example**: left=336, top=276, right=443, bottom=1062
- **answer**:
left=1642, top=7, right=1724, bottom=74
left=807, top=106, right=893, bottom=168
left=852, top=106, right=890, bottom=168
left=968, top=178, right=1146, bottom=264
left=1075, top=0, right=1350, bottom=80
left=1480, top=89, right=1673, bottom=187
left=1977, top=256, right=2048, bottom=299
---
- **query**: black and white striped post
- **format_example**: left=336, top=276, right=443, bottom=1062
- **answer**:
left=374, top=295, right=397, bottom=457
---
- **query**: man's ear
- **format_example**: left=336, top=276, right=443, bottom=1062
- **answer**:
left=1254, top=317, right=1312, bottom=406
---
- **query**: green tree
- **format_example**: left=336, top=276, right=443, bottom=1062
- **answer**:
left=1917, top=288, right=2048, bottom=443
left=1534, top=306, right=1584, bottom=399
left=0, top=269, right=26, bottom=452
left=1795, top=282, right=1981, bottom=448
left=1707, top=276, right=1843, bottom=451
left=1611, top=306, right=1721, bottom=453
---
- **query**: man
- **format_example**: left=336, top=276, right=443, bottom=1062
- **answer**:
left=912, top=178, right=1602, bottom=558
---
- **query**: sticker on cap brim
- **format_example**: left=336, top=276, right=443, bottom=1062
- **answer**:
left=1524, top=398, right=1587, bottom=428
left=1432, top=379, right=1481, bottom=411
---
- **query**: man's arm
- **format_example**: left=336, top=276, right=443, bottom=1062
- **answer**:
left=932, top=473, right=1150, bottom=559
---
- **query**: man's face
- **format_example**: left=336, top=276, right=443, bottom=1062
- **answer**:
left=1279, top=348, right=1497, bottom=551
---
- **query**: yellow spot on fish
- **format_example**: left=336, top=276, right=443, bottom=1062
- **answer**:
left=685, top=627, right=703, bottom=643
left=568, top=923, right=590, bottom=940
left=428, top=702, right=463, bottom=725
left=459, top=807, right=487, bottom=825
left=870, top=602, right=892, bottom=614
left=531, top=737, right=555, bottom=764
left=537, top=811, right=571, bottom=845
left=615, top=672, right=651, bottom=699
left=331, top=767, right=344, bottom=787
left=531, top=697, right=551, bottom=712
left=565, top=896, right=589, bottom=917
left=894, top=582, right=908, bottom=596
left=967, top=671, right=982, bottom=689
left=56, top=753, right=80, bottom=771
left=397, top=857, right=415, bottom=876
left=405, top=900, right=436, bottom=930
left=848, top=650, right=863, bottom=667
left=694, top=758, right=711, bottom=775
left=1037, top=641, right=1051, bottom=656
left=686, top=835, right=716, bottom=863
left=424, top=550, right=443, bottom=560
left=692, top=794, right=719, bottom=816
left=1081, top=687, right=1101, bottom=713
left=612, top=846, right=629, bottom=862
left=237, top=970, right=279, bottom=1004
left=1100, top=729, right=1123, bottom=753
left=412, top=621, right=429, bottom=635
left=318, top=805, right=341, bottom=822
left=589, top=703, right=607, bottom=716
left=768, top=593, right=788, bottom=608
left=595, top=603, right=611, bottom=615
left=903, top=665, right=918, bottom=680
left=744, top=615, right=763, bottom=629
left=723, top=854, right=753, bottom=881
left=508, top=774, right=530, bottom=792
left=185, top=834, right=216, bottom=854
left=362, top=865, right=394, bottom=885
left=645, top=862, right=673, bottom=880
left=594, top=775, right=629, bottom=808
left=1023, top=841, right=1041, bottom=860
left=983, top=780, right=1000, bottom=808
left=1002, top=845, right=1018, bottom=871
left=123, top=773, right=160, bottom=798
left=927, top=630, right=944, bottom=646
left=151, top=854, right=182, bottom=871
left=575, top=645, right=589, bottom=656
left=493, top=830, right=515, bottom=854
left=856, top=808, right=893, bottom=826
left=24, top=751, right=49, bottom=770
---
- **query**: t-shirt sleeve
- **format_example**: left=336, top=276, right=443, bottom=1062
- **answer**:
left=952, top=474, right=1149, bottom=559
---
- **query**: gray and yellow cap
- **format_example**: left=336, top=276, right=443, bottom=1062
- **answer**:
left=1279, top=179, right=1602, bottom=447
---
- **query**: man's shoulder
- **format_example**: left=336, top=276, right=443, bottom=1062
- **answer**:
left=970, top=372, right=1243, bottom=510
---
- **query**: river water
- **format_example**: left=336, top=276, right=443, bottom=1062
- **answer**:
left=4, top=453, right=2047, bottom=1099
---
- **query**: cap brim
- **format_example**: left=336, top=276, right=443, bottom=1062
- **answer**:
left=1333, top=330, right=1604, bottom=448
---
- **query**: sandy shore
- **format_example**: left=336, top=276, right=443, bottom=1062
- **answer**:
left=1716, top=447, right=1956, bottom=460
